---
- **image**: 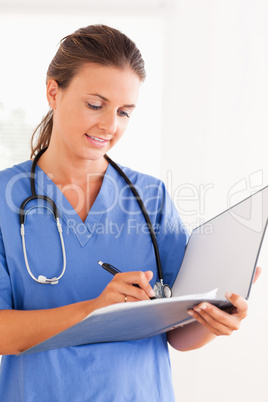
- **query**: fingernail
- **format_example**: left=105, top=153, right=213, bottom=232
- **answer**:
left=149, top=289, right=156, bottom=298
left=225, top=292, right=232, bottom=299
left=194, top=307, right=201, bottom=313
left=188, top=310, right=194, bottom=316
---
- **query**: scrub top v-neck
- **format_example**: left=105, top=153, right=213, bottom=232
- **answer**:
left=33, top=162, right=116, bottom=247
left=0, top=159, right=188, bottom=402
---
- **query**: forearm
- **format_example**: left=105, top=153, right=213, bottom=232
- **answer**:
left=0, top=299, right=100, bottom=355
left=167, top=320, right=216, bottom=351
left=0, top=270, right=155, bottom=355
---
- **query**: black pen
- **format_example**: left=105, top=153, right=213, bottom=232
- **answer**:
left=97, top=261, right=156, bottom=300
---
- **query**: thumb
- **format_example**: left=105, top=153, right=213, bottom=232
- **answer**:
left=253, top=266, right=262, bottom=284
left=144, top=270, right=154, bottom=282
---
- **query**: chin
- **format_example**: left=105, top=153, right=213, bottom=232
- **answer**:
left=81, top=148, right=107, bottom=162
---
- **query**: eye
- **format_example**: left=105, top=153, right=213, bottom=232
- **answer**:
left=118, top=110, right=130, bottom=118
left=87, top=103, right=102, bottom=111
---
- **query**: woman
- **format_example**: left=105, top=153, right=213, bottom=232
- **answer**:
left=0, top=24, right=259, bottom=401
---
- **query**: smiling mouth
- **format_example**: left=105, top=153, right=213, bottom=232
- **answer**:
left=85, top=134, right=109, bottom=143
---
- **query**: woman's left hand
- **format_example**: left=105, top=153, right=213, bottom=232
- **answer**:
left=188, top=293, right=247, bottom=336
left=188, top=266, right=262, bottom=336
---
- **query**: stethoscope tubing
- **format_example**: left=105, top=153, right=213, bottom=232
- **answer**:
left=19, top=148, right=66, bottom=284
left=104, top=154, right=164, bottom=284
left=19, top=148, right=166, bottom=290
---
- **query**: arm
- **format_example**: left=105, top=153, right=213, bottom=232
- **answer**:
left=0, top=300, right=97, bottom=355
left=167, top=267, right=261, bottom=351
left=0, top=270, right=155, bottom=355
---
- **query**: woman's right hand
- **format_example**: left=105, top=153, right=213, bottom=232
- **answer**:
left=0, top=271, right=155, bottom=355
left=96, top=270, right=156, bottom=307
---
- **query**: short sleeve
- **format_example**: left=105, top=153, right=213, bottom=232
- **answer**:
left=0, top=227, right=13, bottom=310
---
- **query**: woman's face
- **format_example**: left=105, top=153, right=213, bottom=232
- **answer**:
left=47, top=63, right=141, bottom=162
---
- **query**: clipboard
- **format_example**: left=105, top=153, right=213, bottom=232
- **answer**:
left=19, top=185, right=268, bottom=355
left=172, top=185, right=268, bottom=300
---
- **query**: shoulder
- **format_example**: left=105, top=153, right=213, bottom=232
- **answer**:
left=110, top=162, right=170, bottom=213
left=109, top=160, right=178, bottom=224
left=0, top=160, right=31, bottom=185
left=114, top=162, right=166, bottom=194
left=0, top=161, right=32, bottom=210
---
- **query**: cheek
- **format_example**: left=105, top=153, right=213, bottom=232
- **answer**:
left=113, top=123, right=128, bottom=143
left=66, top=110, right=96, bottom=133
left=118, top=118, right=130, bottom=135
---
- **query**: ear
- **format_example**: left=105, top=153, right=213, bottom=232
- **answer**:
left=46, top=79, right=59, bottom=109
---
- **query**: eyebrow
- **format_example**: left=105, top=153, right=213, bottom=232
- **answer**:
left=87, top=93, right=136, bottom=109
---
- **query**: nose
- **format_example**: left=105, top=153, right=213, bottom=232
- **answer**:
left=98, top=110, right=117, bottom=135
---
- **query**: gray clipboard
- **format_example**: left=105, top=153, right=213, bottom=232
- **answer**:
left=172, top=185, right=268, bottom=300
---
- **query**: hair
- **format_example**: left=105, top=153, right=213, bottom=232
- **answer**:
left=30, top=24, right=146, bottom=158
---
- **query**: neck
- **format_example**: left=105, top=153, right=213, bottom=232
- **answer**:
left=37, top=146, right=109, bottom=186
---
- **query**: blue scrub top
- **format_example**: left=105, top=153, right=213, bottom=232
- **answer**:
left=0, top=160, right=188, bottom=402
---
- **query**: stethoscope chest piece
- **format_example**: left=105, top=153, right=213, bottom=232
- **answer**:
left=153, top=281, right=172, bottom=298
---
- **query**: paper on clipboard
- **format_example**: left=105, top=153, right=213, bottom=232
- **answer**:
left=20, top=289, right=221, bottom=355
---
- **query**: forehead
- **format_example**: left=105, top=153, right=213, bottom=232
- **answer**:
left=67, top=63, right=142, bottom=101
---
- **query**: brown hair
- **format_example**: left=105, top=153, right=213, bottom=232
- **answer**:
left=30, top=24, right=146, bottom=158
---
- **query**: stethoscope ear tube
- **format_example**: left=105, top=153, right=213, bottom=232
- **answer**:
left=104, top=154, right=163, bottom=282
left=104, top=154, right=171, bottom=297
left=19, top=195, right=59, bottom=225
left=19, top=147, right=59, bottom=225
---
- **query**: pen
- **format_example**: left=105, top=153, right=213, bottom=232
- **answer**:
left=98, top=261, right=156, bottom=300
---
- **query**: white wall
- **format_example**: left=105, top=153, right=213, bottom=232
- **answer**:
left=0, top=1, right=267, bottom=401
left=0, top=11, right=163, bottom=175
left=161, top=2, right=268, bottom=401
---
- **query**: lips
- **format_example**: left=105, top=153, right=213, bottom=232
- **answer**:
left=85, top=134, right=110, bottom=147
left=86, top=134, right=108, bottom=143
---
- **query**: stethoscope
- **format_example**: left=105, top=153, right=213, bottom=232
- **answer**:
left=19, top=148, right=172, bottom=298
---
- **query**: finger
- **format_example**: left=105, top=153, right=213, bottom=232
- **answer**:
left=107, top=289, right=141, bottom=304
left=103, top=281, right=146, bottom=304
left=225, top=292, right=248, bottom=318
left=120, top=282, right=152, bottom=301
left=253, top=266, right=262, bottom=284
left=112, top=271, right=155, bottom=300
left=121, top=294, right=141, bottom=303
left=122, top=271, right=155, bottom=299
left=144, top=270, right=154, bottom=282
left=192, top=302, right=241, bottom=334
left=188, top=308, right=232, bottom=336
